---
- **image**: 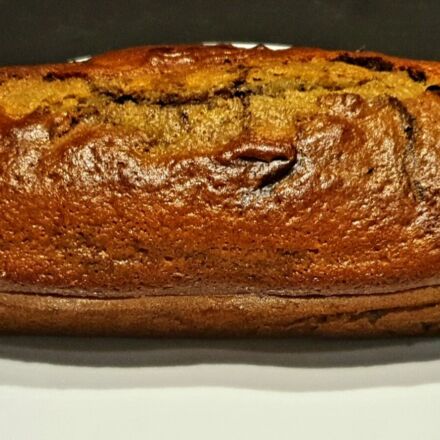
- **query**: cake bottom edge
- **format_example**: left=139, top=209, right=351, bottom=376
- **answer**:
left=1, top=287, right=440, bottom=337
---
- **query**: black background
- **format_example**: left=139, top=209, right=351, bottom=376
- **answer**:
left=0, top=0, right=438, bottom=66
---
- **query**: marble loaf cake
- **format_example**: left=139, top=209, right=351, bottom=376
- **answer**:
left=0, top=44, right=439, bottom=336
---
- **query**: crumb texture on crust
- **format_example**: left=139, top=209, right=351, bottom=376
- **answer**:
left=0, top=45, right=439, bottom=300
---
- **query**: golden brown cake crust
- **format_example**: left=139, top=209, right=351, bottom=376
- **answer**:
left=0, top=45, right=439, bottom=335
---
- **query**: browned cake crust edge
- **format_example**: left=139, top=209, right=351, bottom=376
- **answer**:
left=2, top=287, right=440, bottom=337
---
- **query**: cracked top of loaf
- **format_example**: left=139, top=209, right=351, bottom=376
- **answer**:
left=0, top=45, right=439, bottom=298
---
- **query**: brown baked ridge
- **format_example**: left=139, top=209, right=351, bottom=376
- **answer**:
left=0, top=44, right=439, bottom=336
